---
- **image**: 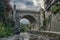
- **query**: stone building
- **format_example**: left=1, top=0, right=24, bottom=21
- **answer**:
left=40, top=0, right=60, bottom=32
left=39, top=0, right=60, bottom=31
left=39, top=0, right=55, bottom=28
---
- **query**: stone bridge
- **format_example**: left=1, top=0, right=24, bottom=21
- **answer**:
left=9, top=8, right=46, bottom=31
left=13, top=9, right=42, bottom=31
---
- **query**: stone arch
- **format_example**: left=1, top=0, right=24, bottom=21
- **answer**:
left=21, top=15, right=36, bottom=23
left=20, top=15, right=37, bottom=30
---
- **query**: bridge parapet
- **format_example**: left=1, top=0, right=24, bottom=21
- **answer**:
left=28, top=31, right=60, bottom=40
left=16, top=10, right=39, bottom=13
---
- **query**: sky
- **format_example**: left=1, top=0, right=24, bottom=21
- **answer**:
left=20, top=18, right=30, bottom=25
left=10, top=0, right=41, bottom=11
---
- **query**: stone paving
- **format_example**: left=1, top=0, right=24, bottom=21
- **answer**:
left=0, top=32, right=60, bottom=40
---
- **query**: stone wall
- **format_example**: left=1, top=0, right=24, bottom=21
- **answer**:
left=51, top=12, right=60, bottom=32
left=45, top=11, right=60, bottom=31
left=0, top=32, right=60, bottom=40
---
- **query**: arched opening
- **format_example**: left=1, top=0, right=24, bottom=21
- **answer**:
left=20, top=18, right=30, bottom=25
left=22, top=15, right=36, bottom=23
left=20, top=15, right=36, bottom=31
left=20, top=18, right=30, bottom=32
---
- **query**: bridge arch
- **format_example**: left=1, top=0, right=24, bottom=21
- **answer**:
left=21, top=15, right=36, bottom=23
left=15, top=10, right=41, bottom=30
left=20, top=15, right=37, bottom=30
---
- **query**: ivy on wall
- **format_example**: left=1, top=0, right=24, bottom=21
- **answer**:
left=50, top=5, right=60, bottom=13
left=50, top=0, right=60, bottom=14
left=40, top=15, right=52, bottom=30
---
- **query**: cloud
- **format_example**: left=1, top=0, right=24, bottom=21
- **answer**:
left=33, top=0, right=45, bottom=9
left=10, top=0, right=41, bottom=11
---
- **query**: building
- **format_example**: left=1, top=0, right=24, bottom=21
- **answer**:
left=41, top=0, right=60, bottom=32
left=39, top=0, right=55, bottom=10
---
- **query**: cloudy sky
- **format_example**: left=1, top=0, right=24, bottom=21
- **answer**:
left=10, top=0, right=42, bottom=11
left=20, top=18, right=30, bottom=24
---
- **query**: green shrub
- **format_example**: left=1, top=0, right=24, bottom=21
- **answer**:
left=0, top=23, right=13, bottom=38
left=50, top=5, right=59, bottom=14
left=20, top=24, right=29, bottom=32
left=50, top=0, right=60, bottom=14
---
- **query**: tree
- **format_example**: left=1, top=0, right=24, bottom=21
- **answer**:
left=50, top=0, right=60, bottom=14
left=0, top=0, right=12, bottom=12
left=0, top=0, right=12, bottom=26
left=3, top=0, right=12, bottom=17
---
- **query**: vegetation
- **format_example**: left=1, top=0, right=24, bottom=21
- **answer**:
left=0, top=0, right=13, bottom=38
left=20, top=24, right=29, bottom=32
left=40, top=20, right=47, bottom=30
left=50, top=0, right=60, bottom=14
left=0, top=22, right=13, bottom=38
left=50, top=5, right=60, bottom=14
left=40, top=15, right=52, bottom=30
left=0, top=0, right=12, bottom=26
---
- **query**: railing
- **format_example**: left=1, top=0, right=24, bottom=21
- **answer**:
left=28, top=31, right=60, bottom=40
left=40, top=31, right=60, bottom=36
left=45, top=0, right=55, bottom=10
